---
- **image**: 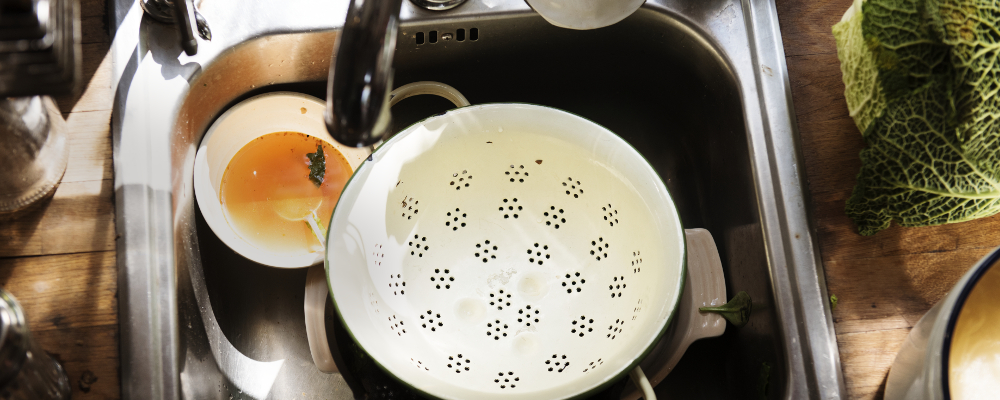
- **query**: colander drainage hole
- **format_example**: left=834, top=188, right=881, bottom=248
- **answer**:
left=445, top=208, right=467, bottom=231
left=571, top=316, right=594, bottom=337
left=526, top=243, right=550, bottom=265
left=410, top=358, right=429, bottom=371
left=562, top=272, right=585, bottom=293
left=488, top=289, right=512, bottom=310
left=450, top=170, right=472, bottom=190
left=607, top=319, right=625, bottom=339
left=582, top=358, right=604, bottom=373
left=430, top=269, right=453, bottom=289
left=543, top=206, right=565, bottom=229
left=475, top=240, right=498, bottom=263
left=499, top=198, right=521, bottom=219
left=562, top=177, right=583, bottom=198
left=505, top=164, right=529, bottom=183
left=485, top=319, right=509, bottom=340
left=589, top=237, right=609, bottom=261
left=601, top=204, right=618, bottom=226
left=494, top=371, right=518, bottom=388
left=388, top=315, right=406, bottom=336
left=400, top=197, right=419, bottom=220
left=446, top=354, right=471, bottom=373
left=373, top=244, right=385, bottom=266
left=545, top=354, right=569, bottom=372
left=609, top=275, right=626, bottom=298
left=408, top=235, right=428, bottom=257
left=420, top=310, right=444, bottom=331
left=389, top=273, right=405, bottom=295
left=632, top=251, right=643, bottom=272
left=516, top=306, right=540, bottom=326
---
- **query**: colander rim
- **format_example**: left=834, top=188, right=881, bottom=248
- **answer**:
left=324, top=102, right=687, bottom=399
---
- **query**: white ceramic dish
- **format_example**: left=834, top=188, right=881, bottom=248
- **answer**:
left=193, top=92, right=370, bottom=269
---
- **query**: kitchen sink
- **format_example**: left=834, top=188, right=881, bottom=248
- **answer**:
left=109, top=0, right=844, bottom=399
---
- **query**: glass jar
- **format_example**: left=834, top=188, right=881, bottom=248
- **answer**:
left=0, top=289, right=72, bottom=400
left=0, top=96, right=69, bottom=215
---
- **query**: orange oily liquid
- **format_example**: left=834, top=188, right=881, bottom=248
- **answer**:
left=949, top=262, right=1000, bottom=399
left=221, top=131, right=352, bottom=255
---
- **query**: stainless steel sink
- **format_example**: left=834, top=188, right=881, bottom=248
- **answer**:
left=109, top=0, right=845, bottom=399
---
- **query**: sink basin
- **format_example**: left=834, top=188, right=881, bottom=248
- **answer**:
left=109, top=0, right=845, bottom=399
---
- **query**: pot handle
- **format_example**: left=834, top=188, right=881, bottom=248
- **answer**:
left=305, top=82, right=470, bottom=374
left=388, top=81, right=471, bottom=108
left=620, top=228, right=729, bottom=400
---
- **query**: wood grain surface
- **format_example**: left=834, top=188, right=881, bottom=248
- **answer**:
left=0, top=0, right=117, bottom=397
left=1, top=1, right=997, bottom=399
left=775, top=0, right=1000, bottom=398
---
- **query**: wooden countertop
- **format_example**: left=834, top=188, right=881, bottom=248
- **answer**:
left=0, top=0, right=995, bottom=399
left=0, top=0, right=117, bottom=398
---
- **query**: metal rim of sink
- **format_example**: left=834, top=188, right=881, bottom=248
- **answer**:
left=108, top=0, right=847, bottom=399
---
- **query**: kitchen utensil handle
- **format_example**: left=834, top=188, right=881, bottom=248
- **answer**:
left=305, top=265, right=338, bottom=373
left=388, top=81, right=470, bottom=108
left=620, top=228, right=728, bottom=400
left=305, top=82, right=469, bottom=373
left=629, top=366, right=656, bottom=400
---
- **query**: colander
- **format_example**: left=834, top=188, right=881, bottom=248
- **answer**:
left=308, top=95, right=722, bottom=398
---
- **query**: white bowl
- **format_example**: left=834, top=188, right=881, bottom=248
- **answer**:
left=525, top=0, right=645, bottom=30
left=885, top=246, right=1000, bottom=400
left=193, top=92, right=370, bottom=269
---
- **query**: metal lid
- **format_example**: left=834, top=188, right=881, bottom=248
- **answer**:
left=0, top=290, right=29, bottom=389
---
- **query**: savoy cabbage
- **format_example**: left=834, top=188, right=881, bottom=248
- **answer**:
left=833, top=0, right=1000, bottom=235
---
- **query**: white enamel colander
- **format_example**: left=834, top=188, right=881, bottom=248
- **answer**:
left=296, top=82, right=731, bottom=398
left=312, top=97, right=695, bottom=399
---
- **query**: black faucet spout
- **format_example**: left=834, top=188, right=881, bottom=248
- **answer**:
left=326, top=0, right=404, bottom=148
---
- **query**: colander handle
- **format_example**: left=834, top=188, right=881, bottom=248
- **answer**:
left=621, top=228, right=728, bottom=400
left=305, top=82, right=469, bottom=374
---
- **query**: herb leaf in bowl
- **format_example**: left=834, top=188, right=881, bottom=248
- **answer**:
left=307, top=143, right=326, bottom=187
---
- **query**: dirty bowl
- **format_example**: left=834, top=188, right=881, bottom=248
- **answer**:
left=193, top=92, right=369, bottom=269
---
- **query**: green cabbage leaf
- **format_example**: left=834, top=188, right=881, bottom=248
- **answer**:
left=833, top=0, right=1000, bottom=235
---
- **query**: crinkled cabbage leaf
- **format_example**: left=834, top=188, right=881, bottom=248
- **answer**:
left=833, top=0, right=1000, bottom=235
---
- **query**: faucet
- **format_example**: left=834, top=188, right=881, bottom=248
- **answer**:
left=325, top=0, right=469, bottom=147
left=325, top=0, right=404, bottom=148
left=138, top=0, right=212, bottom=56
